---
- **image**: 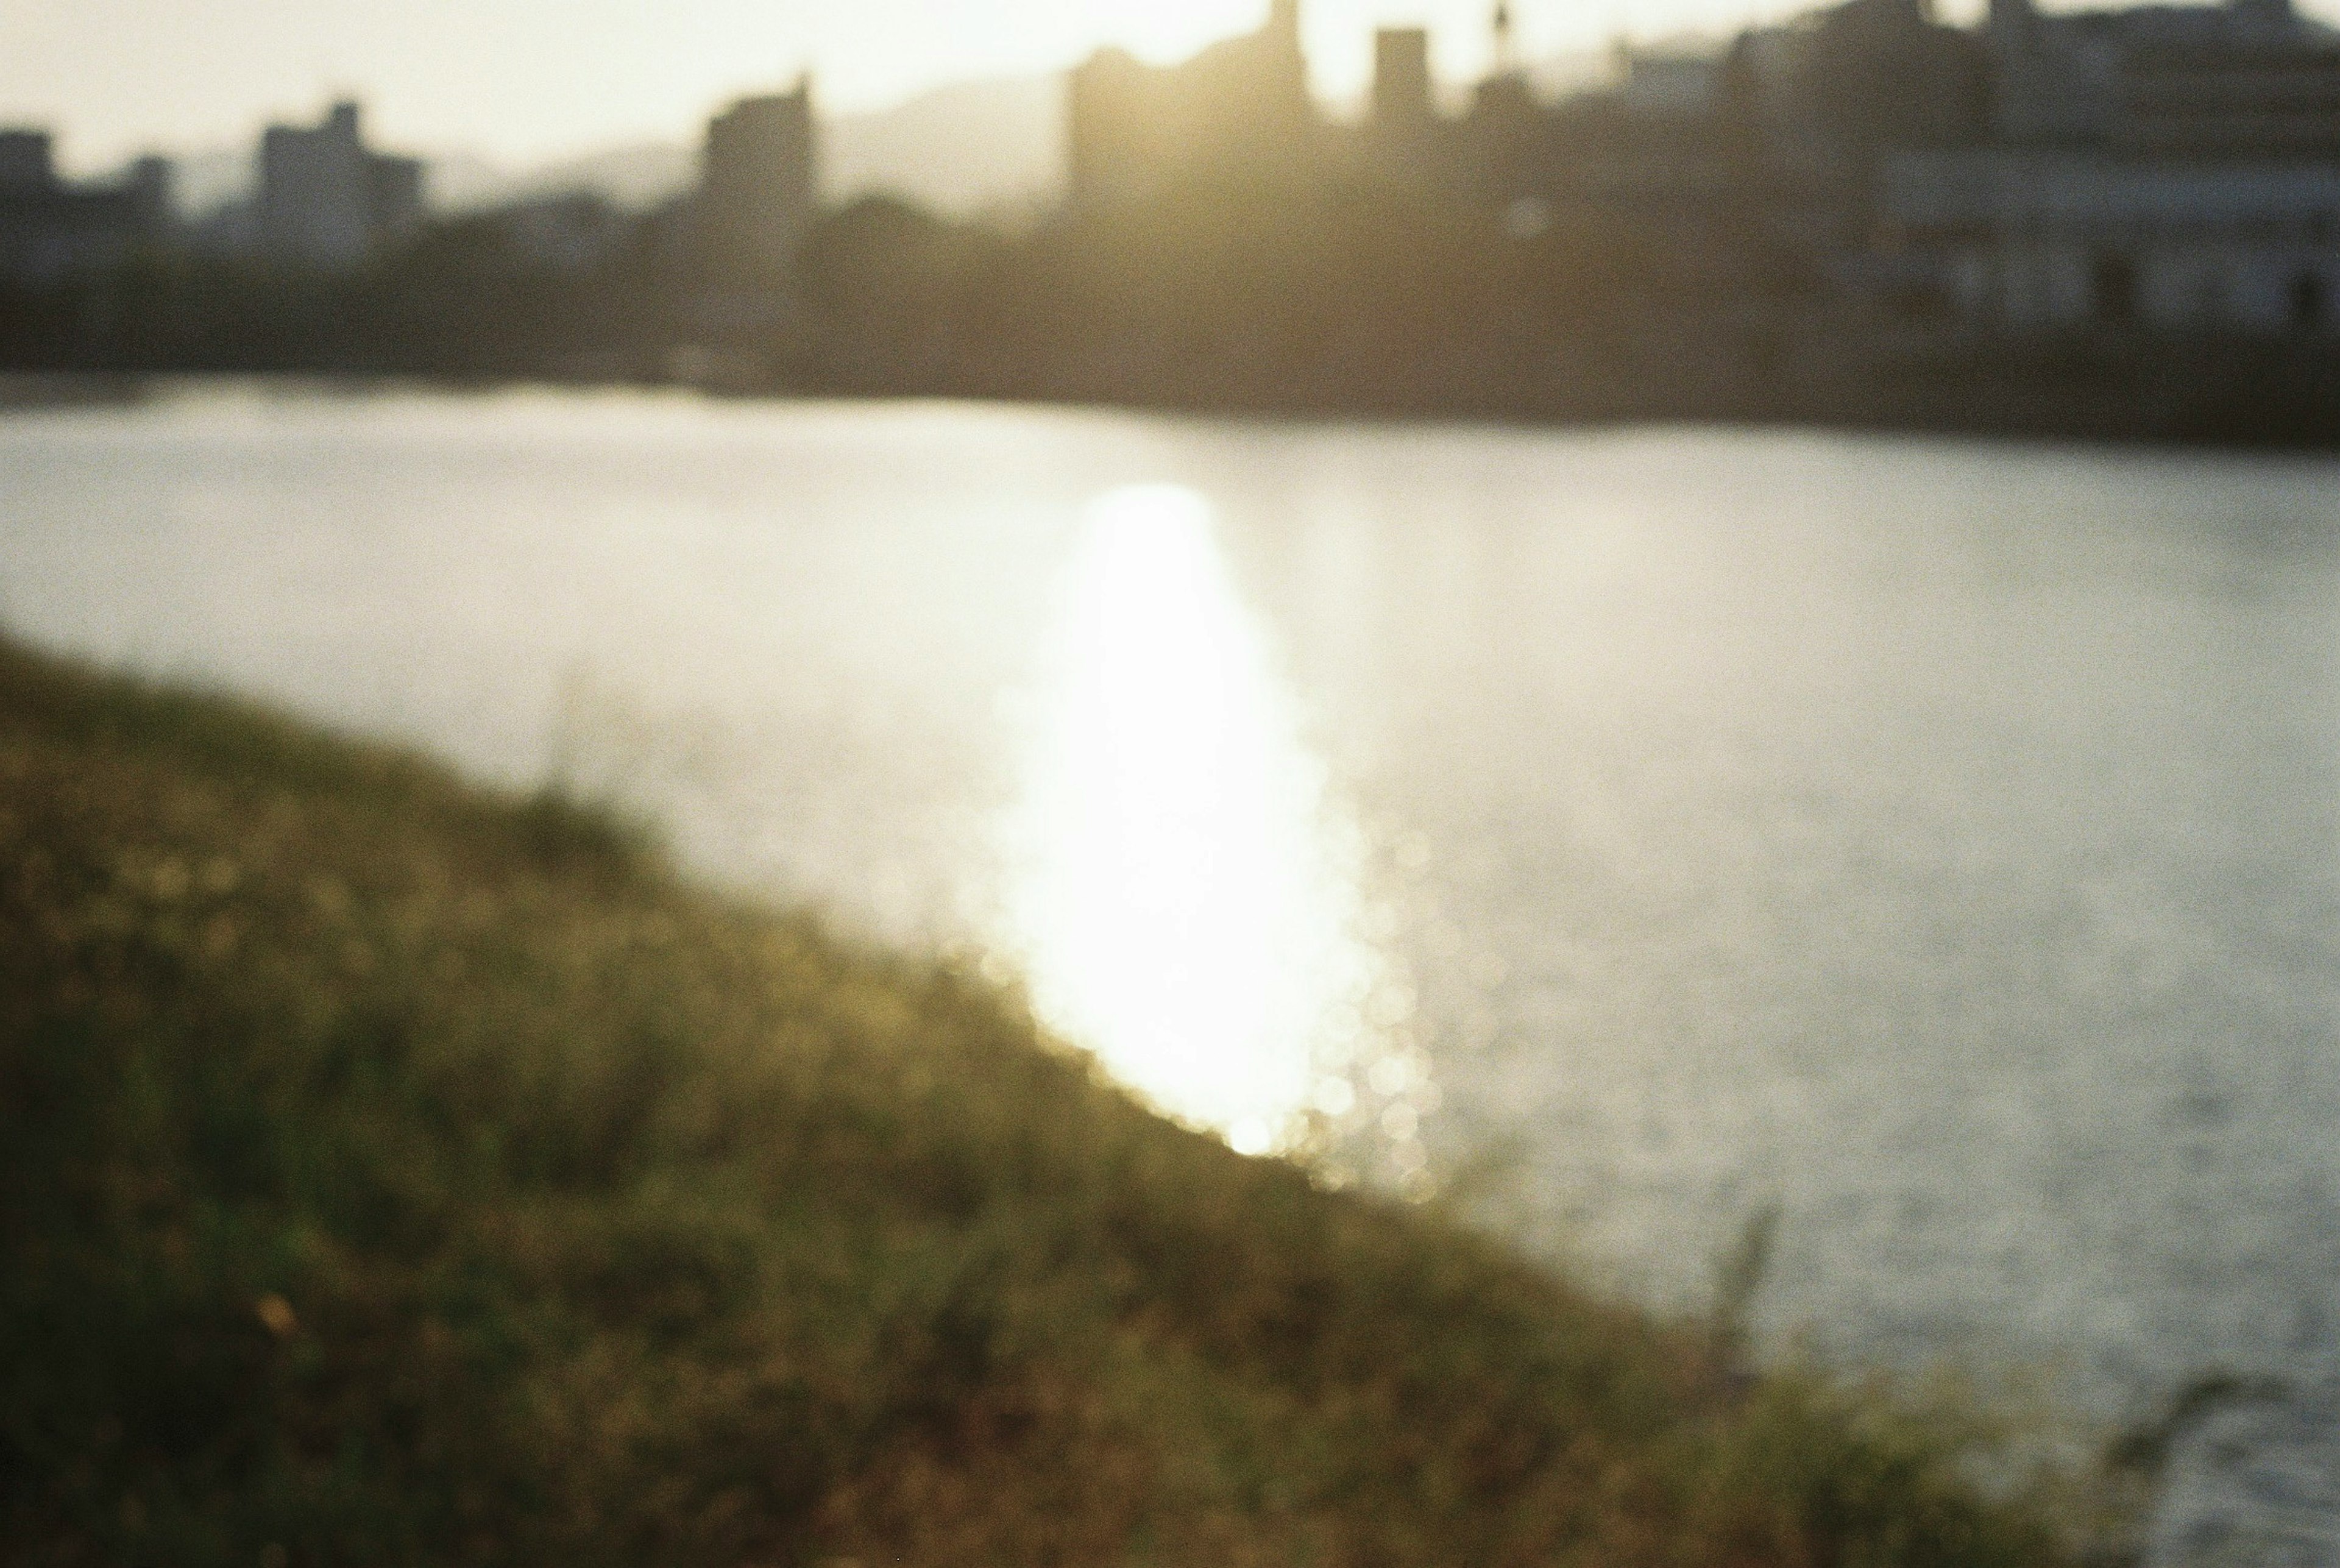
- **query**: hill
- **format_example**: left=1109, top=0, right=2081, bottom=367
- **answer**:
left=0, top=636, right=2080, bottom=1565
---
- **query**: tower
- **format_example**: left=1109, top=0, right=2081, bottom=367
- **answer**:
left=1370, top=27, right=1438, bottom=186
left=1254, top=0, right=1314, bottom=151
left=700, top=76, right=820, bottom=285
left=1492, top=2, right=1519, bottom=75
left=1373, top=28, right=1435, bottom=127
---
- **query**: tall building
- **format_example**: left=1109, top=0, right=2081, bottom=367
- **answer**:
left=260, top=101, right=423, bottom=269
left=1983, top=0, right=2340, bottom=151
left=699, top=79, right=819, bottom=284
left=1373, top=29, right=1436, bottom=131
left=1366, top=28, right=1442, bottom=186
left=122, top=155, right=172, bottom=223
left=0, top=129, right=171, bottom=283
left=0, top=130, right=54, bottom=193
left=1849, top=0, right=2340, bottom=335
left=1068, top=0, right=1319, bottom=211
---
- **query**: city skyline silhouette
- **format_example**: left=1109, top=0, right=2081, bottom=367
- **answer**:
left=12, top=0, right=2000, bottom=171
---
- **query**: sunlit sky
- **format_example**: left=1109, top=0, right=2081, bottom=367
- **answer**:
left=1, top=0, right=2033, bottom=173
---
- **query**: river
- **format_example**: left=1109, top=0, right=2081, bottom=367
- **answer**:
left=3, top=383, right=2335, bottom=1558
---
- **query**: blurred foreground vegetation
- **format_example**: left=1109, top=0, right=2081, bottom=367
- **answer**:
left=0, top=637, right=2098, bottom=1565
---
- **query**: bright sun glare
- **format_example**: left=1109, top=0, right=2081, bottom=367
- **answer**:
left=1004, top=485, right=1382, bottom=1157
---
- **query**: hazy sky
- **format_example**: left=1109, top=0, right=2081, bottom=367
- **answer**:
left=7, top=0, right=1897, bottom=172
left=27, top=0, right=2277, bottom=174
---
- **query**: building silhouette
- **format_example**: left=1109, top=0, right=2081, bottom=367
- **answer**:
left=698, top=79, right=819, bottom=285
left=259, top=101, right=423, bottom=269
left=1986, top=0, right=2340, bottom=152
left=0, top=130, right=55, bottom=193
left=1364, top=28, right=1445, bottom=189
left=0, top=129, right=171, bottom=283
left=1063, top=0, right=2340, bottom=342
left=1868, top=0, right=2340, bottom=333
left=1068, top=0, right=1317, bottom=210
left=1372, top=27, right=1435, bottom=131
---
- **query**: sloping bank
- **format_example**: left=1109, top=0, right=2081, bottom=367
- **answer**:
left=0, top=638, right=2085, bottom=1566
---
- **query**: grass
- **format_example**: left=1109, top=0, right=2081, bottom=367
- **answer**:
left=0, top=636, right=2090, bottom=1566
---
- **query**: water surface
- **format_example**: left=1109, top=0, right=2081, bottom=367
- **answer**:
left=3, top=385, right=2335, bottom=1557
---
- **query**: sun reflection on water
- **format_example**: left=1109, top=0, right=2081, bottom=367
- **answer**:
left=1002, top=485, right=1396, bottom=1159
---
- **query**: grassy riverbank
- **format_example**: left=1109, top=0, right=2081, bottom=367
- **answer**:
left=0, top=637, right=2086, bottom=1566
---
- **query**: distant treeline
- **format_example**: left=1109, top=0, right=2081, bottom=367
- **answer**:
left=7, top=183, right=2340, bottom=447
